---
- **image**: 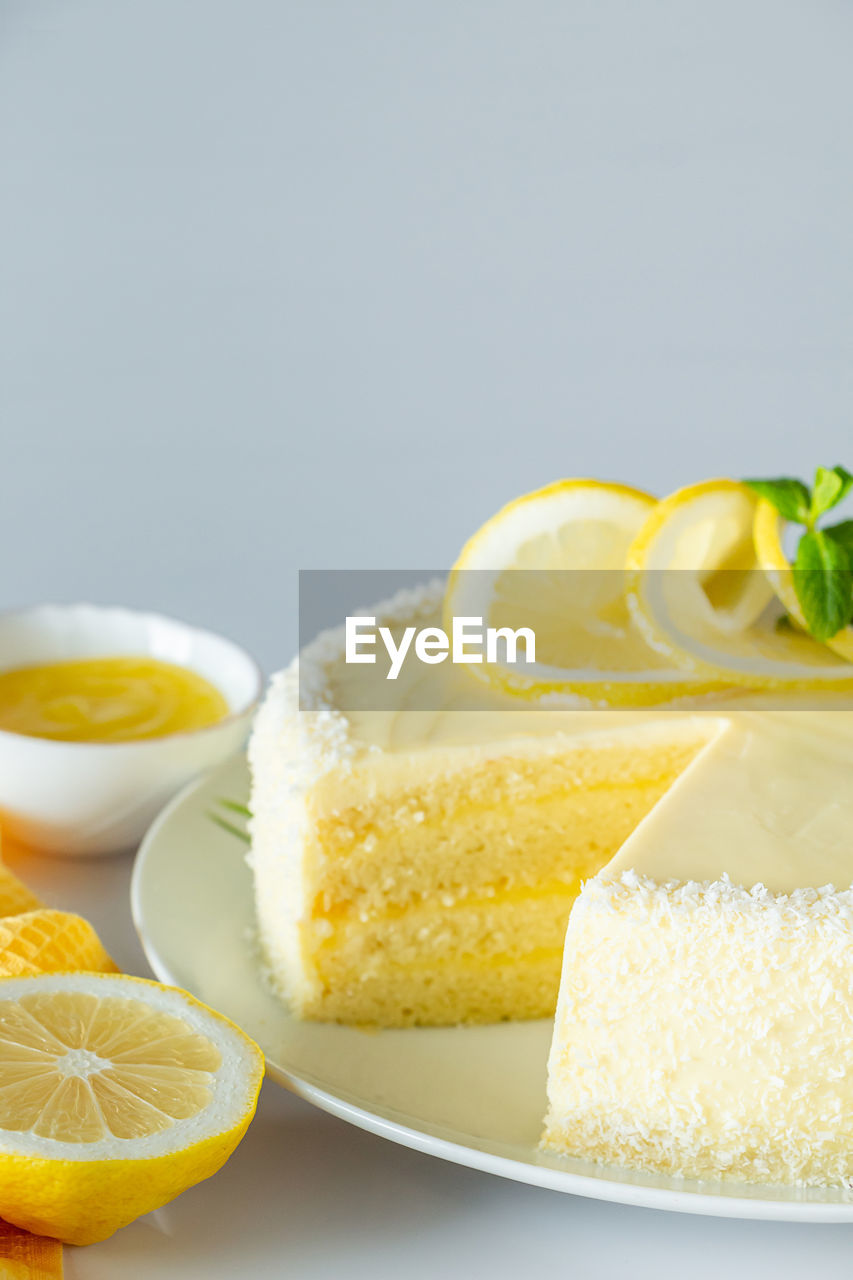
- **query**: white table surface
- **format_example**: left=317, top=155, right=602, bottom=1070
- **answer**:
left=2, top=1, right=853, bottom=1274
left=5, top=841, right=853, bottom=1280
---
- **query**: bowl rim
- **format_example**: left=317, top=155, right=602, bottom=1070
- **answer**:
left=0, top=601, right=264, bottom=752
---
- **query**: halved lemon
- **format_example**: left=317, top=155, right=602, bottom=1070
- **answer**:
left=754, top=497, right=853, bottom=662
left=0, top=972, right=264, bottom=1244
left=445, top=479, right=723, bottom=706
left=626, top=479, right=853, bottom=688
left=0, top=910, right=117, bottom=978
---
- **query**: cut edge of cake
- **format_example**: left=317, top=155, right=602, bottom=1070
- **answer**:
left=542, top=713, right=853, bottom=1186
left=247, top=587, right=725, bottom=1027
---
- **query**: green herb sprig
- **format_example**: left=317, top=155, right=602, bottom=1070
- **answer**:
left=207, top=797, right=251, bottom=844
left=744, top=465, right=853, bottom=642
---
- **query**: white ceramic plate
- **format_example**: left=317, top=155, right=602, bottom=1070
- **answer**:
left=132, top=755, right=853, bottom=1223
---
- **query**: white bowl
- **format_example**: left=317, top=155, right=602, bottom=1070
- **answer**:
left=0, top=604, right=262, bottom=857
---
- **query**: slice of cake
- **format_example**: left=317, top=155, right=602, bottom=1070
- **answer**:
left=542, top=711, right=853, bottom=1186
left=248, top=583, right=721, bottom=1027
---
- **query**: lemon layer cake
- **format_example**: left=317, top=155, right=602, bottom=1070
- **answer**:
left=542, top=710, right=853, bottom=1186
left=248, top=582, right=725, bottom=1026
left=250, top=470, right=853, bottom=1186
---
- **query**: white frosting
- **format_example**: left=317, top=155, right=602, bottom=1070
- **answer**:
left=545, top=713, right=853, bottom=1185
left=546, top=869, right=853, bottom=1184
left=246, top=666, right=351, bottom=1008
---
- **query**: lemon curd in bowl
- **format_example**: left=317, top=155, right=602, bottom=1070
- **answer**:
left=0, top=605, right=261, bottom=856
left=0, top=656, right=229, bottom=744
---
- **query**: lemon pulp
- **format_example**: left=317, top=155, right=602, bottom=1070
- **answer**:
left=0, top=992, right=220, bottom=1142
left=0, top=657, right=228, bottom=743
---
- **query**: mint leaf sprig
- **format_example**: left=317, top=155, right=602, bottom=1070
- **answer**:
left=744, top=466, right=853, bottom=642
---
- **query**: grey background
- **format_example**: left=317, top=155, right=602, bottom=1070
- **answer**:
left=2, top=2, right=853, bottom=1276
left=3, top=0, right=852, bottom=678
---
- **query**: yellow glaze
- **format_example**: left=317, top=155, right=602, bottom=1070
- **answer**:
left=0, top=657, right=228, bottom=743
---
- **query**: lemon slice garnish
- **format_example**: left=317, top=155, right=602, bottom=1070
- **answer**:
left=0, top=972, right=264, bottom=1244
left=754, top=497, right=853, bottom=663
left=626, top=479, right=853, bottom=688
left=445, top=479, right=722, bottom=706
